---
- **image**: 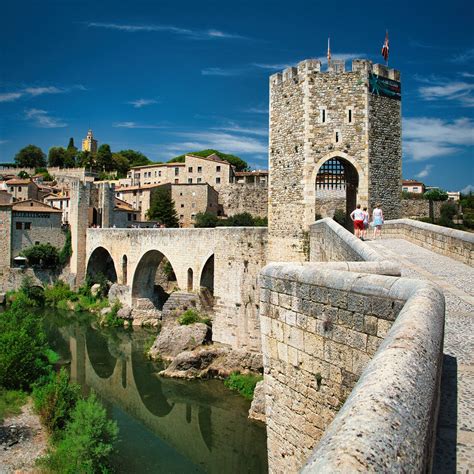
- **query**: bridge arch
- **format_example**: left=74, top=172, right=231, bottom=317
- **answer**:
left=131, top=250, right=178, bottom=309
left=199, top=254, right=214, bottom=295
left=86, top=246, right=118, bottom=283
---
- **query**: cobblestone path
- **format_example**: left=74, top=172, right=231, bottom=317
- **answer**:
left=367, top=238, right=474, bottom=473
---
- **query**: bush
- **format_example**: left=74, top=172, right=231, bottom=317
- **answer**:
left=19, top=276, right=44, bottom=306
left=21, top=243, right=60, bottom=269
left=103, top=301, right=124, bottom=327
left=33, top=368, right=81, bottom=435
left=40, top=393, right=118, bottom=473
left=224, top=372, right=263, bottom=400
left=177, top=309, right=211, bottom=326
left=194, top=212, right=219, bottom=228
left=333, top=209, right=346, bottom=227
left=218, top=212, right=267, bottom=227
left=44, top=280, right=73, bottom=307
left=439, top=202, right=457, bottom=227
left=59, top=229, right=72, bottom=266
left=0, top=306, right=49, bottom=390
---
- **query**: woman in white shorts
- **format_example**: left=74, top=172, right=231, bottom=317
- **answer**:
left=372, top=204, right=384, bottom=239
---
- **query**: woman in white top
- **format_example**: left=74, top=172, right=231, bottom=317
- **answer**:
left=372, top=204, right=384, bottom=239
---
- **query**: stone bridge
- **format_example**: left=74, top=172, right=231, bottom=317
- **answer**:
left=85, top=227, right=267, bottom=351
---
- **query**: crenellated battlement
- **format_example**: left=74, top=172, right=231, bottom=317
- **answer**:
left=270, top=58, right=400, bottom=86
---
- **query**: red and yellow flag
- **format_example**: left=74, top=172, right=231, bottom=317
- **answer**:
left=381, top=30, right=389, bottom=63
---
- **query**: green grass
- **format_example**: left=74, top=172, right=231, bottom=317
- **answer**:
left=224, top=372, right=263, bottom=400
left=177, top=309, right=211, bottom=326
left=0, top=388, right=28, bottom=422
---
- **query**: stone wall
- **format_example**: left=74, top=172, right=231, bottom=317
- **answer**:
left=383, top=218, right=474, bottom=266
left=401, top=198, right=442, bottom=219
left=218, top=184, right=268, bottom=218
left=367, top=88, right=402, bottom=219
left=0, top=207, right=12, bottom=268
left=260, top=262, right=444, bottom=473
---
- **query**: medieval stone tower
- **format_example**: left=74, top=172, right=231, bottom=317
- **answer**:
left=268, top=59, right=402, bottom=261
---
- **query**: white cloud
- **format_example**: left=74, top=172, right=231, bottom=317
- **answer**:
left=212, top=124, right=268, bottom=137
left=419, top=80, right=474, bottom=107
left=252, top=62, right=293, bottom=70
left=244, top=106, right=268, bottom=114
left=170, top=131, right=267, bottom=154
left=24, top=86, right=63, bottom=96
left=461, top=184, right=474, bottom=194
left=452, top=48, right=474, bottom=63
left=127, top=98, right=158, bottom=108
left=403, top=117, right=474, bottom=161
left=415, top=164, right=433, bottom=179
left=0, top=140, right=8, bottom=145
left=0, top=92, right=23, bottom=102
left=0, top=84, right=86, bottom=103
left=112, top=121, right=163, bottom=129
left=201, top=67, right=244, bottom=76
left=25, top=108, right=67, bottom=128
left=84, top=22, right=248, bottom=40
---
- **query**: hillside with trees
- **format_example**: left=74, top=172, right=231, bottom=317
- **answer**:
left=168, top=149, right=249, bottom=172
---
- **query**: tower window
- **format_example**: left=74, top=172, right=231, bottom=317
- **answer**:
left=335, top=131, right=340, bottom=143
left=320, top=108, right=326, bottom=123
left=348, top=109, right=352, bottom=123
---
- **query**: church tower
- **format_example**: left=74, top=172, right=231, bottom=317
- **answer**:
left=82, top=129, right=98, bottom=153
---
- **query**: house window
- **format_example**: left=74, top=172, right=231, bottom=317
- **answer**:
left=192, top=203, right=195, bottom=208
left=402, top=187, right=408, bottom=191
left=18, top=186, right=22, bottom=192
left=188, top=167, right=193, bottom=172
left=127, top=213, right=132, bottom=221
left=216, top=166, right=221, bottom=172
left=181, top=204, right=184, bottom=208
left=10, top=187, right=13, bottom=192
left=180, top=192, right=183, bottom=196
left=174, top=179, right=179, bottom=184
left=158, top=171, right=162, bottom=177
left=197, top=166, right=202, bottom=173
left=216, top=177, right=221, bottom=184
left=16, top=222, right=22, bottom=230
left=180, top=214, right=184, bottom=219
left=174, top=167, right=179, bottom=176
left=188, top=178, right=192, bottom=184
left=24, top=222, right=31, bottom=230
left=197, top=178, right=202, bottom=183
left=413, top=187, right=418, bottom=191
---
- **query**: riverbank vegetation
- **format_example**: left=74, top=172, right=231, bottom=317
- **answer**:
left=224, top=372, right=263, bottom=400
left=177, top=308, right=212, bottom=326
left=194, top=211, right=267, bottom=228
left=0, top=295, right=119, bottom=471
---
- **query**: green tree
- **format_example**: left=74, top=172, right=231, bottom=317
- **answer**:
left=0, top=306, right=49, bottom=390
left=169, top=149, right=249, bottom=171
left=67, top=137, right=75, bottom=150
left=76, top=150, right=95, bottom=169
left=147, top=188, right=179, bottom=227
left=424, top=188, right=448, bottom=201
left=111, top=153, right=130, bottom=177
left=118, top=149, right=151, bottom=167
left=14, top=145, right=46, bottom=168
left=21, top=243, right=60, bottom=269
left=194, top=212, right=219, bottom=228
left=96, top=144, right=113, bottom=171
left=223, top=212, right=255, bottom=226
left=64, top=138, right=77, bottom=168
left=17, top=170, right=30, bottom=179
left=48, top=147, right=68, bottom=167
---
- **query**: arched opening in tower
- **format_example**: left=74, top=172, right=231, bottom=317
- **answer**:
left=131, top=250, right=177, bottom=310
left=315, top=157, right=359, bottom=230
left=86, top=247, right=118, bottom=285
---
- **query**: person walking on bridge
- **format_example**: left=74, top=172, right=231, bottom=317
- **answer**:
left=372, top=204, right=384, bottom=239
left=350, top=204, right=365, bottom=239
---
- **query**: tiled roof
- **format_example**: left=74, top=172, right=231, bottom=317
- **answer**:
left=11, top=199, right=62, bottom=213
left=5, top=178, right=35, bottom=185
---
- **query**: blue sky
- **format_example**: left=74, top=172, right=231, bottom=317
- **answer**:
left=0, top=0, right=473, bottom=192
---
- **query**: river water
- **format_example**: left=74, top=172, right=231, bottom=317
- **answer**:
left=41, top=311, right=268, bottom=473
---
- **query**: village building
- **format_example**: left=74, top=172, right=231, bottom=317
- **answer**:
left=4, top=178, right=40, bottom=201
left=44, top=193, right=71, bottom=224
left=402, top=179, right=425, bottom=194
left=172, top=183, right=219, bottom=227
left=234, top=170, right=268, bottom=186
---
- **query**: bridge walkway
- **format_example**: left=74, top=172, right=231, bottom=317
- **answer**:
left=366, top=238, right=474, bottom=473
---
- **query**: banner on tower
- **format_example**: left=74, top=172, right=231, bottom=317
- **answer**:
left=368, top=73, right=401, bottom=100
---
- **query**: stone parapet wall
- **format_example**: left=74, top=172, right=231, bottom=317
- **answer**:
left=260, top=263, right=444, bottom=473
left=383, top=218, right=473, bottom=265
left=309, top=217, right=383, bottom=263
left=401, top=198, right=442, bottom=219
left=218, top=184, right=268, bottom=218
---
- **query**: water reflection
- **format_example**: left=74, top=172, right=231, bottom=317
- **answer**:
left=43, top=313, right=267, bottom=473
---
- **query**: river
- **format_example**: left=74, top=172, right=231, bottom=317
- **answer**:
left=41, top=310, right=268, bottom=473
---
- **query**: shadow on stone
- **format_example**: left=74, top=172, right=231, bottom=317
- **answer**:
left=433, top=354, right=457, bottom=473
